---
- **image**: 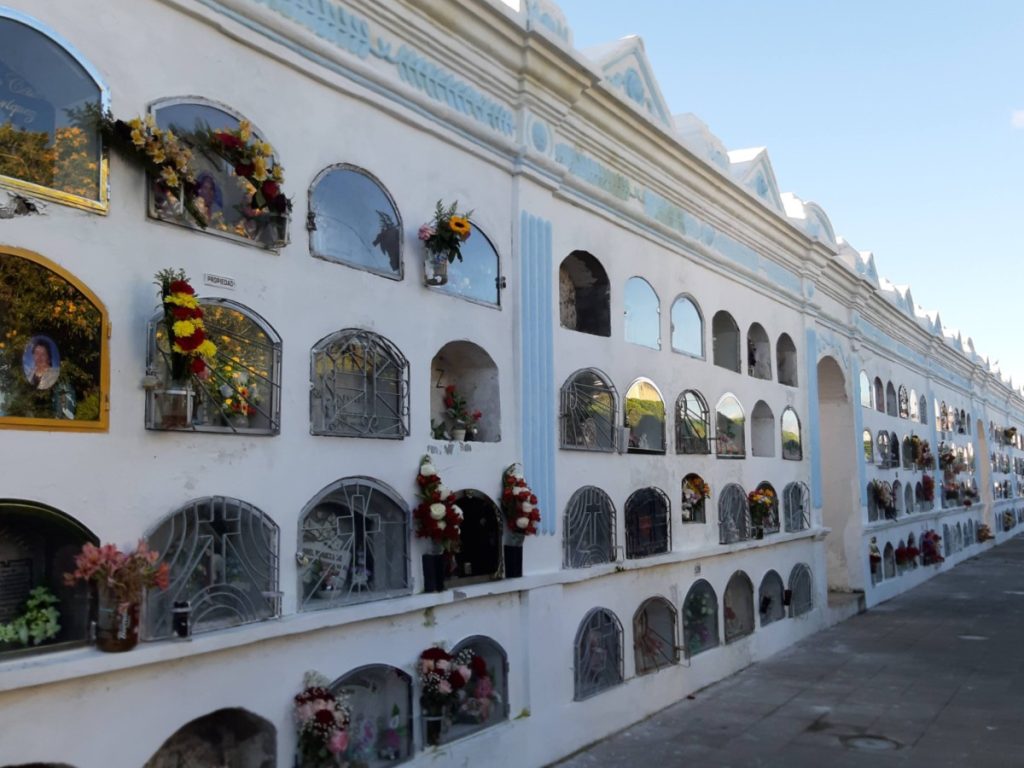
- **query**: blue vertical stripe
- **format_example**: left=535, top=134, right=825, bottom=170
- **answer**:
left=852, top=354, right=867, bottom=507
left=806, top=329, right=822, bottom=509
left=520, top=212, right=556, bottom=534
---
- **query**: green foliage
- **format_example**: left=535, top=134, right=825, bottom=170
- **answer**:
left=0, top=586, right=61, bottom=647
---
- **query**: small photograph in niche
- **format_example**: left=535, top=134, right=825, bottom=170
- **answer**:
left=23, top=336, right=61, bottom=391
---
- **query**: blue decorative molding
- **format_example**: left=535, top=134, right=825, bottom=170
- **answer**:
left=520, top=212, right=556, bottom=534
left=530, top=118, right=550, bottom=154
left=807, top=329, right=822, bottom=509
left=525, top=0, right=570, bottom=42
left=852, top=353, right=867, bottom=507
left=218, top=0, right=516, bottom=136
left=554, top=144, right=636, bottom=201
left=855, top=316, right=973, bottom=391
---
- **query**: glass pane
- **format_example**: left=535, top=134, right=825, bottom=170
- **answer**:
left=716, top=395, right=745, bottom=457
left=676, top=391, right=710, bottom=454
left=759, top=572, right=785, bottom=625
left=718, top=484, right=749, bottom=544
left=561, top=371, right=615, bottom=451
left=624, top=488, right=670, bottom=558
left=624, top=277, right=659, bottom=349
left=781, top=408, right=801, bottom=461
left=564, top=487, right=615, bottom=568
left=724, top=575, right=754, bottom=642
left=0, top=253, right=103, bottom=423
left=442, top=639, right=508, bottom=743
left=863, top=430, right=873, bottom=462
left=634, top=599, right=677, bottom=673
left=332, top=666, right=413, bottom=766
left=0, top=18, right=101, bottom=200
left=670, top=297, right=701, bottom=356
left=311, top=168, right=401, bottom=277
left=437, top=223, right=500, bottom=305
left=575, top=610, right=622, bottom=699
left=152, top=103, right=281, bottom=246
left=683, top=582, right=718, bottom=656
left=859, top=372, right=872, bottom=408
left=299, top=479, right=409, bottom=609
left=625, top=379, right=665, bottom=453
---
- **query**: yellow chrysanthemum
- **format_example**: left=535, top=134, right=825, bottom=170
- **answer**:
left=252, top=156, right=268, bottom=182
left=130, top=128, right=145, bottom=148
left=238, top=120, right=252, bottom=142
left=160, top=166, right=180, bottom=188
left=271, top=164, right=283, bottom=182
left=197, top=339, right=218, bottom=359
left=164, top=293, right=199, bottom=309
left=144, top=114, right=157, bottom=131
left=147, top=143, right=166, bottom=164
left=128, top=117, right=143, bottom=131
left=172, top=320, right=197, bottom=338
left=448, top=215, right=471, bottom=238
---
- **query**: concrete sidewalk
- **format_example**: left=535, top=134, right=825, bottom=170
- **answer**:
left=554, top=536, right=1024, bottom=768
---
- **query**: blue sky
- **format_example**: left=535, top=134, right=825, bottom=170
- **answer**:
left=555, top=1, right=1024, bottom=389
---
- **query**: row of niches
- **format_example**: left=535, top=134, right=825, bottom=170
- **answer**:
left=575, top=565, right=814, bottom=700
left=863, top=431, right=937, bottom=471
left=562, top=481, right=811, bottom=567
left=0, top=14, right=504, bottom=304
left=562, top=371, right=803, bottom=459
left=869, top=519, right=983, bottom=584
left=866, top=478, right=938, bottom=521
left=1002, top=508, right=1024, bottom=532
left=859, top=372, right=933, bottom=425
left=989, top=423, right=1023, bottom=450
left=560, top=254, right=800, bottom=385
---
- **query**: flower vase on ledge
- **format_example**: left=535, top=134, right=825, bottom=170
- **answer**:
left=424, top=252, right=448, bottom=286
left=95, top=586, right=141, bottom=652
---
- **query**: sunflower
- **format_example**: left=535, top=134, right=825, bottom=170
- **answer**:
left=448, top=215, right=471, bottom=238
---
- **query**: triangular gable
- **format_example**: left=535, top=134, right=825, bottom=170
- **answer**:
left=583, top=36, right=674, bottom=130
left=727, top=147, right=784, bottom=214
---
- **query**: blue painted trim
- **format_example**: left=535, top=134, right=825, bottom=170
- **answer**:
left=806, top=329, right=822, bottom=509
left=851, top=354, right=867, bottom=507
left=520, top=212, right=556, bottom=535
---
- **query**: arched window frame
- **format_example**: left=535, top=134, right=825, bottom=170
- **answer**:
left=330, top=665, right=413, bottom=764
left=681, top=473, right=709, bottom=524
left=863, top=429, right=874, bottom=463
left=623, top=276, right=661, bottom=350
left=633, top=596, right=679, bottom=673
left=144, top=496, right=281, bottom=640
left=0, top=247, right=110, bottom=432
left=624, top=487, right=671, bottom=559
left=297, top=477, right=410, bottom=610
left=0, top=8, right=109, bottom=212
left=624, top=377, right=666, bottom=455
left=783, top=481, right=810, bottom=532
left=670, top=294, right=704, bottom=358
left=450, top=490, right=503, bottom=585
left=723, top=571, right=755, bottom=643
left=746, top=323, right=772, bottom=380
left=758, top=570, right=785, bottom=626
left=573, top=608, right=624, bottom=700
left=148, top=97, right=287, bottom=249
left=715, top=393, right=745, bottom=458
left=310, top=328, right=410, bottom=439
left=874, top=378, right=885, bottom=413
left=859, top=371, right=873, bottom=409
left=718, top=483, right=750, bottom=544
left=676, top=389, right=711, bottom=454
left=776, top=333, right=798, bottom=387
left=682, top=580, right=719, bottom=657
left=308, top=163, right=404, bottom=280
left=145, top=297, right=282, bottom=435
left=712, top=311, right=741, bottom=373
left=788, top=564, right=813, bottom=617
left=898, top=385, right=910, bottom=419
left=750, top=400, right=775, bottom=458
left=886, top=382, right=898, bottom=417
left=909, top=389, right=919, bottom=421
left=435, top=218, right=502, bottom=308
left=442, top=635, right=510, bottom=742
left=781, top=407, right=803, bottom=461
left=876, top=431, right=890, bottom=468
left=563, top=486, right=617, bottom=568
left=560, top=368, right=618, bottom=452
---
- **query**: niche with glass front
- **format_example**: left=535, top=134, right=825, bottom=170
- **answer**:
left=624, top=277, right=660, bottom=350
left=676, top=389, right=711, bottom=454
left=573, top=608, right=623, bottom=700
left=758, top=570, right=785, bottom=626
left=633, top=597, right=678, bottom=674
left=563, top=486, right=617, bottom=568
left=723, top=571, right=755, bottom=643
left=624, top=487, right=671, bottom=559
left=331, top=665, right=413, bottom=766
left=715, top=394, right=745, bottom=457
left=670, top=295, right=703, bottom=357
left=624, top=378, right=666, bottom=454
left=435, top=220, right=501, bottom=306
left=682, top=579, right=719, bottom=657
left=560, top=368, right=617, bottom=452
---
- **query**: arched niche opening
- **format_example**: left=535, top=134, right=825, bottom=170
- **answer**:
left=634, top=596, right=678, bottom=673
left=559, top=251, right=610, bottom=336
left=747, top=323, right=771, bottom=380
left=624, top=277, right=660, bottom=350
left=573, top=608, right=624, bottom=700
left=563, top=486, right=616, bottom=568
left=451, top=490, right=502, bottom=584
left=559, top=368, right=617, bottom=452
left=781, top=407, right=802, bottom=461
left=883, top=542, right=896, bottom=579
left=624, top=487, right=671, bottom=559
left=682, top=580, right=719, bottom=657
left=430, top=341, right=499, bottom=442
left=718, top=483, right=750, bottom=544
left=909, top=389, right=919, bottom=421
left=776, top=333, right=798, bottom=386
left=758, top=570, right=785, bottom=626
left=750, top=400, right=775, bottom=458
left=681, top=473, right=709, bottom=524
left=624, top=378, right=666, bottom=454
left=859, top=371, right=873, bottom=409
left=873, top=377, right=885, bottom=413
left=715, top=394, right=745, bottom=458
left=712, top=311, right=740, bottom=373
left=442, top=636, right=509, bottom=743
left=863, top=429, right=874, bottom=463
left=437, top=220, right=501, bottom=306
left=788, top=564, right=813, bottom=617
left=670, top=295, right=704, bottom=357
left=330, top=665, right=413, bottom=765
left=886, top=382, right=897, bottom=417
left=783, top=482, right=810, bottom=532
left=723, top=571, right=754, bottom=643
left=898, top=385, right=910, bottom=419
left=676, top=389, right=711, bottom=454
left=143, top=708, right=275, bottom=768
left=0, top=500, right=97, bottom=656
left=297, top=477, right=410, bottom=610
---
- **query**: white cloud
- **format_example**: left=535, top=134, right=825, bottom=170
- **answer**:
left=1012, top=110, right=1024, bottom=129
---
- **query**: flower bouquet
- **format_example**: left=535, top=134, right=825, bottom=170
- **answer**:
left=156, top=269, right=217, bottom=381
left=869, top=537, right=882, bottom=574
left=442, top=384, right=481, bottom=441
left=977, top=524, right=995, bottom=542
left=419, top=200, right=472, bottom=285
left=64, top=540, right=170, bottom=651
left=747, top=487, right=776, bottom=534
left=413, top=456, right=462, bottom=589
left=921, top=530, right=944, bottom=565
left=294, top=671, right=351, bottom=767
left=501, top=464, right=540, bottom=577
left=922, top=474, right=935, bottom=502
left=418, top=646, right=475, bottom=745
left=681, top=476, right=711, bottom=521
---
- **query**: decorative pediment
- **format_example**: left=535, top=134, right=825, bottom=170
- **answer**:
left=583, top=36, right=673, bottom=130
left=674, top=113, right=729, bottom=172
left=781, top=193, right=837, bottom=248
left=727, top=147, right=784, bottom=214
left=524, top=0, right=571, bottom=44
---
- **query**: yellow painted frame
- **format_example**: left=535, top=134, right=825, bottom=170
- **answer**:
left=0, top=246, right=110, bottom=432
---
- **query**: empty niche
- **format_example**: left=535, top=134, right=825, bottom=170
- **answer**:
left=451, top=490, right=503, bottom=583
left=758, top=570, right=785, bottom=626
left=559, top=251, right=610, bottom=336
left=747, top=323, right=772, bottom=380
left=712, top=311, right=740, bottom=372
left=776, top=333, right=798, bottom=386
left=750, top=400, right=775, bottom=457
left=723, top=571, right=755, bottom=643
left=143, top=708, right=275, bottom=768
left=430, top=341, right=500, bottom=441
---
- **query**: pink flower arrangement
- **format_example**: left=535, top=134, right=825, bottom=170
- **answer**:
left=419, top=646, right=475, bottom=711
left=64, top=540, right=170, bottom=605
left=501, top=463, right=541, bottom=538
left=294, top=671, right=351, bottom=765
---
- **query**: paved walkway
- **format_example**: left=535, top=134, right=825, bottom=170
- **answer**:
left=556, top=536, right=1024, bottom=768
